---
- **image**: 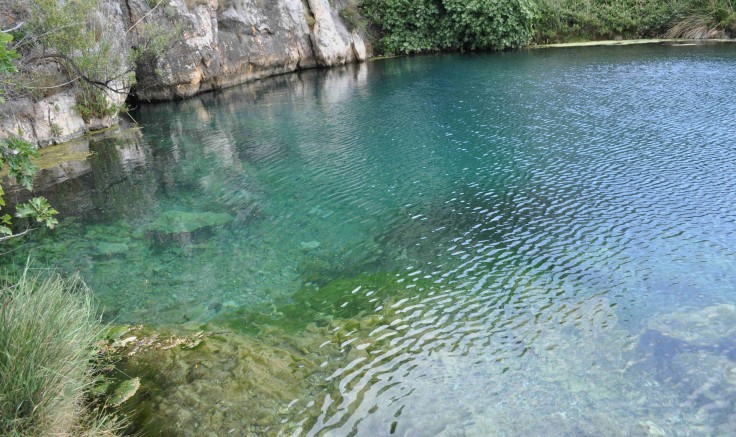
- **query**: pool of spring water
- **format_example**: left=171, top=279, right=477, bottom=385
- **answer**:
left=3, top=42, right=736, bottom=435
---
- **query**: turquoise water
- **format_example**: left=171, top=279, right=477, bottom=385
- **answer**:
left=4, top=43, right=736, bottom=434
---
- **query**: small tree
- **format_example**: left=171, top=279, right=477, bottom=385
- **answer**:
left=0, top=32, right=58, bottom=239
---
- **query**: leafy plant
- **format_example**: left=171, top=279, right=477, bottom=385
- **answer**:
left=0, top=36, right=59, bottom=238
left=362, top=0, right=537, bottom=54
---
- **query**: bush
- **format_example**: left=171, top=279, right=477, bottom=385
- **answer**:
left=0, top=270, right=121, bottom=436
left=533, top=0, right=735, bottom=43
left=363, top=0, right=537, bottom=54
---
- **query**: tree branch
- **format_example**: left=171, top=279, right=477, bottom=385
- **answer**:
left=0, top=228, right=36, bottom=243
left=1, top=22, right=25, bottom=33
left=25, top=54, right=132, bottom=94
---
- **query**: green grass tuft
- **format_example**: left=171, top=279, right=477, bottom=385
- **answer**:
left=0, top=269, right=122, bottom=436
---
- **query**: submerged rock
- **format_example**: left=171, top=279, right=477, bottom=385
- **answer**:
left=147, top=210, right=234, bottom=235
left=300, top=240, right=321, bottom=251
left=118, top=322, right=363, bottom=436
left=95, top=241, right=130, bottom=256
left=642, top=304, right=736, bottom=431
left=648, top=304, right=736, bottom=347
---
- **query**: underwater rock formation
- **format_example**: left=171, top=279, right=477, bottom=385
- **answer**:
left=147, top=210, right=235, bottom=234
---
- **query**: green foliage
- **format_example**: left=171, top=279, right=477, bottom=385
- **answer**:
left=25, top=0, right=97, bottom=54
left=0, top=33, right=18, bottom=75
left=0, top=33, right=19, bottom=104
left=533, top=0, right=735, bottom=43
left=1, top=135, right=38, bottom=191
left=362, top=0, right=537, bottom=54
left=444, top=0, right=537, bottom=49
left=0, top=133, right=59, bottom=236
left=362, top=0, right=451, bottom=53
left=75, top=84, right=122, bottom=123
left=534, top=0, right=675, bottom=42
left=0, top=270, right=123, bottom=436
left=0, top=35, right=59, bottom=237
left=14, top=196, right=59, bottom=230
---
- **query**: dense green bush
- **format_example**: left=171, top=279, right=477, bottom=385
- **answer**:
left=363, top=0, right=734, bottom=51
left=363, top=0, right=537, bottom=54
left=444, top=0, right=537, bottom=49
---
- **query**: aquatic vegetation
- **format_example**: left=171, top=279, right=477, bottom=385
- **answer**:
left=116, top=324, right=340, bottom=436
left=109, top=378, right=141, bottom=407
left=216, top=272, right=429, bottom=334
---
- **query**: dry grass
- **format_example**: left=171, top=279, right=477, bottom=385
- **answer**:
left=666, top=15, right=728, bottom=38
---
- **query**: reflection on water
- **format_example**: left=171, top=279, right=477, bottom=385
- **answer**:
left=3, top=43, right=736, bottom=435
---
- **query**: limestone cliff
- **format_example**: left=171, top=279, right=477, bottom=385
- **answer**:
left=0, top=0, right=369, bottom=146
left=127, top=0, right=369, bottom=101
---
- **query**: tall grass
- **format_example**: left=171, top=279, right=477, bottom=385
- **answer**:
left=0, top=269, right=120, bottom=436
left=666, top=0, right=736, bottom=38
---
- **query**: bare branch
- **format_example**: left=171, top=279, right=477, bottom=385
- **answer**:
left=25, top=54, right=132, bottom=94
left=0, top=228, right=36, bottom=243
left=2, top=22, right=25, bottom=33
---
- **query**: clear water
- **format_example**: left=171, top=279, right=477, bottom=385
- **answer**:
left=3, top=43, right=736, bottom=435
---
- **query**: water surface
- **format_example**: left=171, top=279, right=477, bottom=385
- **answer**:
left=3, top=43, right=736, bottom=435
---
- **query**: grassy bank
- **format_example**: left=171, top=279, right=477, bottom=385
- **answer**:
left=0, top=270, right=123, bottom=436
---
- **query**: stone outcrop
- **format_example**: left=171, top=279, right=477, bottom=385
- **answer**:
left=0, top=0, right=131, bottom=147
left=0, top=85, right=129, bottom=148
left=0, top=0, right=369, bottom=146
left=127, top=0, right=370, bottom=101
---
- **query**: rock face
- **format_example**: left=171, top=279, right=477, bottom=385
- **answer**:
left=0, top=0, right=368, bottom=146
left=0, top=0, right=131, bottom=147
left=128, top=0, right=370, bottom=101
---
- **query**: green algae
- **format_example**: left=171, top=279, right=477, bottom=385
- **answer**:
left=109, top=378, right=141, bottom=406
left=215, top=272, right=430, bottom=334
left=33, top=141, right=92, bottom=170
left=116, top=325, right=343, bottom=436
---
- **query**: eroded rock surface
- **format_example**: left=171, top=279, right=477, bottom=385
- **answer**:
left=128, top=0, right=369, bottom=101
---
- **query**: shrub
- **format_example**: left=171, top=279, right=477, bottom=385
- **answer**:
left=362, top=0, right=537, bottom=54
